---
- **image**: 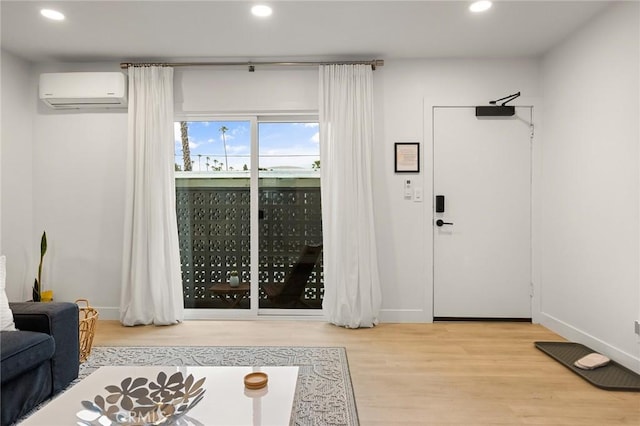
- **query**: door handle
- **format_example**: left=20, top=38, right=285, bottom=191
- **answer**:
left=436, top=219, right=453, bottom=227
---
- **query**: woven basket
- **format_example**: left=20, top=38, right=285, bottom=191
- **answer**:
left=76, top=299, right=98, bottom=363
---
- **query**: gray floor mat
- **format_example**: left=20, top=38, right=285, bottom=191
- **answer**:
left=535, top=341, right=640, bottom=391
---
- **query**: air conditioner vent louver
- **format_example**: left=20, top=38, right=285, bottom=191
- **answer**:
left=39, top=72, right=127, bottom=109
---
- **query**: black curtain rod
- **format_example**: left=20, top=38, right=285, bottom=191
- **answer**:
left=120, top=59, right=384, bottom=71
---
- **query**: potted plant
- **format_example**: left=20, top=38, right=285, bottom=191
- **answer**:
left=229, top=270, right=240, bottom=287
left=32, top=231, right=47, bottom=302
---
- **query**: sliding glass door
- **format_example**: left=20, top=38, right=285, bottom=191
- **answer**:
left=258, top=121, right=323, bottom=310
left=174, top=116, right=323, bottom=316
left=175, top=120, right=252, bottom=310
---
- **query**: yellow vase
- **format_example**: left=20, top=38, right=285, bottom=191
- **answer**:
left=41, top=290, right=53, bottom=302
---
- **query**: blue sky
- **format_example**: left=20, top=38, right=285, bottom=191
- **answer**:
left=174, top=121, right=319, bottom=171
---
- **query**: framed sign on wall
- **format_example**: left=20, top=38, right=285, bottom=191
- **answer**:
left=394, top=142, right=420, bottom=173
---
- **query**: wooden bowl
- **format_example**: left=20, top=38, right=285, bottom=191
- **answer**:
left=244, top=372, right=268, bottom=390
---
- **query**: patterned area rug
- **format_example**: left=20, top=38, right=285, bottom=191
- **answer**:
left=79, top=346, right=358, bottom=426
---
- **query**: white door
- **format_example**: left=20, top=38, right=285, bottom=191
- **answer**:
left=433, top=106, right=532, bottom=319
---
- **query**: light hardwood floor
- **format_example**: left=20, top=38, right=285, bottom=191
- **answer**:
left=94, top=320, right=640, bottom=425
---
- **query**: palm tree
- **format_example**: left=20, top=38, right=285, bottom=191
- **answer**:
left=219, top=126, right=229, bottom=171
left=179, top=122, right=192, bottom=171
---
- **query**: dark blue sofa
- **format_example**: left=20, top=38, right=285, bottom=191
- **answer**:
left=1, top=302, right=79, bottom=425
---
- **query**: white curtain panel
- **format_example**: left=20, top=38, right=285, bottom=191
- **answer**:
left=319, top=64, right=382, bottom=328
left=120, top=66, right=184, bottom=326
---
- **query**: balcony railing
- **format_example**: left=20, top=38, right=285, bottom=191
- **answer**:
left=175, top=172, right=323, bottom=309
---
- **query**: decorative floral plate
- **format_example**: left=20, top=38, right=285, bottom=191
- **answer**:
left=76, top=371, right=206, bottom=425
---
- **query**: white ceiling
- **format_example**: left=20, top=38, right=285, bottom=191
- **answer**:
left=1, top=0, right=612, bottom=64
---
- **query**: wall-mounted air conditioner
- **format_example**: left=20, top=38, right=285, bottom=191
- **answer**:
left=39, top=72, right=128, bottom=109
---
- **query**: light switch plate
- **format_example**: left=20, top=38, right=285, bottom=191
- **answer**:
left=413, top=187, right=423, bottom=202
left=404, top=179, right=413, bottom=200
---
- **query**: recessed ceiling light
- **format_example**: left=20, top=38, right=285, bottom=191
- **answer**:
left=469, top=1, right=492, bottom=13
left=40, top=8, right=65, bottom=21
left=251, top=5, right=272, bottom=18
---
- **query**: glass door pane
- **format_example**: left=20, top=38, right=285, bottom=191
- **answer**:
left=258, top=122, right=323, bottom=310
left=175, top=120, right=252, bottom=310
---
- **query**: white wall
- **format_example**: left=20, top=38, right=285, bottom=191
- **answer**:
left=540, top=2, right=640, bottom=371
left=32, top=111, right=128, bottom=311
left=176, top=67, right=318, bottom=114
left=374, top=58, right=540, bottom=321
left=4, top=62, right=129, bottom=317
left=1, top=49, right=35, bottom=301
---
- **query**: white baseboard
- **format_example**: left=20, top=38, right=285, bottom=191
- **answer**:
left=98, top=307, right=430, bottom=323
left=379, top=308, right=432, bottom=323
left=540, top=312, right=640, bottom=374
left=94, top=306, right=119, bottom=321
left=184, top=309, right=326, bottom=321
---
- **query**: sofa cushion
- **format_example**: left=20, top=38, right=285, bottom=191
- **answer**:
left=0, top=255, right=17, bottom=331
left=0, top=330, right=55, bottom=384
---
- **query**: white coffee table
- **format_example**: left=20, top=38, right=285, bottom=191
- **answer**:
left=20, top=366, right=298, bottom=425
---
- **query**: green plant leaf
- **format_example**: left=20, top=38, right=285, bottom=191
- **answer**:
left=32, top=278, right=40, bottom=302
left=37, top=231, right=46, bottom=292
left=40, top=231, right=47, bottom=257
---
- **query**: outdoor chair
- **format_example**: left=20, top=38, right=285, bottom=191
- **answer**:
left=262, top=244, right=322, bottom=308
